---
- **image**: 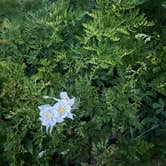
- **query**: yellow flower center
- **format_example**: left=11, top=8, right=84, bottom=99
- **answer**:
left=58, top=106, right=65, bottom=114
left=44, top=112, right=52, bottom=120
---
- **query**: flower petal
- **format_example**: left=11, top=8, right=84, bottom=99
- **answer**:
left=60, top=92, right=68, bottom=99
left=66, top=112, right=74, bottom=119
left=68, top=98, right=75, bottom=106
left=38, top=104, right=51, bottom=112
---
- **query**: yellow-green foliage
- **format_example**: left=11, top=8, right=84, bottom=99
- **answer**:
left=0, top=0, right=166, bottom=165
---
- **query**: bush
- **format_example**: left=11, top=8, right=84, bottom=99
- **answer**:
left=0, top=0, right=166, bottom=165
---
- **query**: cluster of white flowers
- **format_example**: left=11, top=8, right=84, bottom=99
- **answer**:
left=38, top=92, right=75, bottom=134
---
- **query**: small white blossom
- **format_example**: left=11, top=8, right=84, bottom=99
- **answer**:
left=38, top=150, right=46, bottom=158
left=38, top=104, right=58, bottom=133
left=53, top=99, right=74, bottom=122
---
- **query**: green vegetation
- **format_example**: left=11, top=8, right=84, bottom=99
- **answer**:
left=0, top=0, right=166, bottom=165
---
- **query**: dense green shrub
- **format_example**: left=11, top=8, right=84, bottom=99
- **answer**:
left=0, top=0, right=166, bottom=165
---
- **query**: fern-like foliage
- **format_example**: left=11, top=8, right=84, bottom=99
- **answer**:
left=0, top=0, right=166, bottom=165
